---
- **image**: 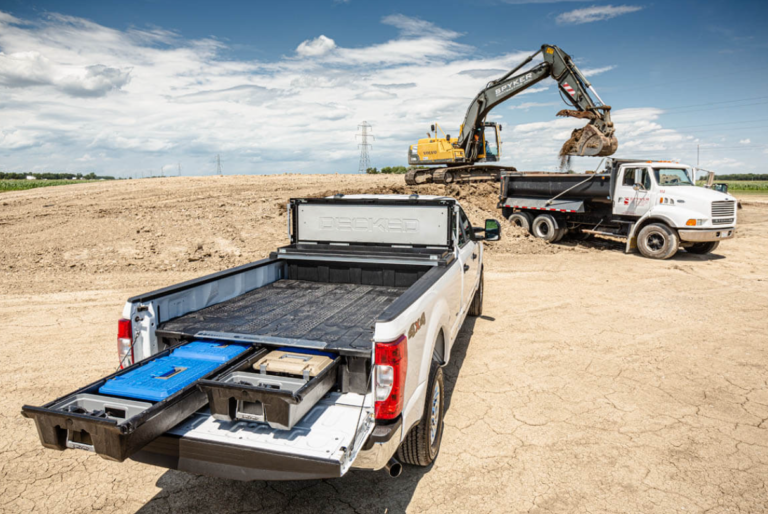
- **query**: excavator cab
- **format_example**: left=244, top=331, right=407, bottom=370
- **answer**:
left=477, top=122, right=501, bottom=162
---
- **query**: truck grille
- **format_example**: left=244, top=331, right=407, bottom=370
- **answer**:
left=711, top=201, right=735, bottom=224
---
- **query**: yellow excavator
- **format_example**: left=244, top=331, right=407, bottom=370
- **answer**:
left=405, top=44, right=619, bottom=185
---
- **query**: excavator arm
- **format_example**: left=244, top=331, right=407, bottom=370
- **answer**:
left=456, top=44, right=618, bottom=160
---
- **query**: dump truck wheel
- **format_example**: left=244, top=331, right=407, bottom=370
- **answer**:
left=637, top=223, right=679, bottom=259
left=508, top=212, right=532, bottom=232
left=397, top=360, right=444, bottom=467
left=531, top=214, right=560, bottom=243
left=554, top=227, right=568, bottom=242
left=686, top=241, right=719, bottom=254
left=469, top=269, right=483, bottom=317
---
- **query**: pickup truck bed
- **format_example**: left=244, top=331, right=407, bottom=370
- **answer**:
left=158, top=280, right=408, bottom=355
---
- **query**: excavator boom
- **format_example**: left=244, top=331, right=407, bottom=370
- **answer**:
left=457, top=44, right=618, bottom=160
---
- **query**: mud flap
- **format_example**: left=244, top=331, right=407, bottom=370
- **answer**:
left=625, top=223, right=637, bottom=253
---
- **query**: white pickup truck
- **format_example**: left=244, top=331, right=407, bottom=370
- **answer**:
left=23, top=195, right=501, bottom=480
left=500, top=158, right=738, bottom=259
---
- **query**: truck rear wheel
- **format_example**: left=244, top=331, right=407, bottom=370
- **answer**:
left=508, top=212, right=532, bottom=232
left=686, top=241, right=720, bottom=254
left=637, top=223, right=679, bottom=259
left=397, top=360, right=444, bottom=467
left=469, top=269, right=483, bottom=316
left=531, top=214, right=560, bottom=243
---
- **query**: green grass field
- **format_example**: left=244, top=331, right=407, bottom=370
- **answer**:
left=0, top=179, right=102, bottom=193
left=696, top=180, right=768, bottom=192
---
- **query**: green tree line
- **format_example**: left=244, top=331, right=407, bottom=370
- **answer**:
left=713, top=174, right=768, bottom=181
left=366, top=166, right=416, bottom=175
left=0, top=172, right=115, bottom=180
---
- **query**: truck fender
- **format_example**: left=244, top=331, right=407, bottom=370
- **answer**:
left=626, top=214, right=677, bottom=253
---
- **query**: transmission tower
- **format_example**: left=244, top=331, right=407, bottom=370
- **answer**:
left=356, top=121, right=374, bottom=173
left=216, top=154, right=223, bottom=176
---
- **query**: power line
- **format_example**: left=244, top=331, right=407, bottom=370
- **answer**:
left=661, top=95, right=768, bottom=112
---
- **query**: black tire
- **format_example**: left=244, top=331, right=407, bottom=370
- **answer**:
left=637, top=223, right=679, bottom=259
left=686, top=241, right=720, bottom=254
left=531, top=214, right=560, bottom=243
left=553, top=227, right=568, bottom=243
left=507, top=212, right=532, bottom=232
left=397, top=360, right=445, bottom=467
left=469, top=269, right=483, bottom=316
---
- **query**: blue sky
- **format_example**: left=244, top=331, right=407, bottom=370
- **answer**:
left=0, top=0, right=766, bottom=176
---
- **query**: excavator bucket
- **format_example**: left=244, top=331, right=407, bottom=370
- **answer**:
left=557, top=110, right=618, bottom=158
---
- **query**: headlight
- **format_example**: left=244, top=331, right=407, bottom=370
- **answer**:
left=685, top=219, right=706, bottom=226
left=660, top=197, right=675, bottom=205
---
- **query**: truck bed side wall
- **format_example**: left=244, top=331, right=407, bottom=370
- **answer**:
left=123, top=259, right=286, bottom=362
left=372, top=260, right=462, bottom=440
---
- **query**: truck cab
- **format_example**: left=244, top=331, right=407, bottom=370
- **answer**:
left=612, top=161, right=737, bottom=257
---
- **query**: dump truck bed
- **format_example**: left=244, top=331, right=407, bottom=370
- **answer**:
left=157, top=279, right=408, bottom=356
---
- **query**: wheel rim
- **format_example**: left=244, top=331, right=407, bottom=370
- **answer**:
left=538, top=222, right=550, bottom=237
left=429, top=381, right=441, bottom=447
left=646, top=232, right=666, bottom=251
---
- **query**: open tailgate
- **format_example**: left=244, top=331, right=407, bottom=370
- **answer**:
left=131, top=392, right=375, bottom=481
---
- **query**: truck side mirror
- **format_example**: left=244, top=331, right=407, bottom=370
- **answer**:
left=499, top=125, right=502, bottom=132
left=632, top=183, right=645, bottom=192
left=484, top=219, right=501, bottom=241
left=430, top=124, right=435, bottom=132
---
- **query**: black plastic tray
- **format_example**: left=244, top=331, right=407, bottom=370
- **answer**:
left=21, top=344, right=260, bottom=462
left=198, top=351, right=339, bottom=430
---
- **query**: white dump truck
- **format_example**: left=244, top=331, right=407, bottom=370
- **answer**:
left=23, top=195, right=500, bottom=480
left=499, top=158, right=738, bottom=259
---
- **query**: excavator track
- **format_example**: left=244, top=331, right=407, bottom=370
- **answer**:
left=406, top=165, right=517, bottom=186
left=404, top=168, right=434, bottom=185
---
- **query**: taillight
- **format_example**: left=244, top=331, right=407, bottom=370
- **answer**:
left=374, top=334, right=407, bottom=420
left=117, top=318, right=134, bottom=369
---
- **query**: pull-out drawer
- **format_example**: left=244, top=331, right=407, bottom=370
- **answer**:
left=198, top=349, right=340, bottom=430
left=21, top=342, right=260, bottom=462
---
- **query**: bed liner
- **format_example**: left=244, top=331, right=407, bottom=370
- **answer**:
left=157, top=280, right=407, bottom=356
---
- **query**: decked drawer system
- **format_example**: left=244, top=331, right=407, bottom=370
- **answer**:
left=199, top=348, right=340, bottom=430
left=22, top=341, right=257, bottom=462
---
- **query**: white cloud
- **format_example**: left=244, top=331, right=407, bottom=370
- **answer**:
left=739, top=138, right=751, bottom=144
left=0, top=10, right=743, bottom=175
left=296, top=35, right=336, bottom=57
left=381, top=14, right=460, bottom=39
left=508, top=101, right=559, bottom=110
left=582, top=65, right=615, bottom=77
left=556, top=5, right=643, bottom=25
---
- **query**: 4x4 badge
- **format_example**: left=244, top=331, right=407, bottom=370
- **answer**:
left=408, top=312, right=427, bottom=339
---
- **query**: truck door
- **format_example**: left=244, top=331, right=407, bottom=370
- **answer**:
left=457, top=207, right=479, bottom=311
left=614, top=166, right=653, bottom=217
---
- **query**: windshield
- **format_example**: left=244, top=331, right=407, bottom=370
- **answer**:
left=654, top=168, right=693, bottom=187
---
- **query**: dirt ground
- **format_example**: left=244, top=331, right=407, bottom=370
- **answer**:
left=1, top=175, right=767, bottom=513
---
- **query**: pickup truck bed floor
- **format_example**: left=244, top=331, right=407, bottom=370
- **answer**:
left=158, top=280, right=407, bottom=353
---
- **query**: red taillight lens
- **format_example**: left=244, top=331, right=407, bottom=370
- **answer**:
left=374, top=335, right=407, bottom=420
left=117, top=318, right=134, bottom=369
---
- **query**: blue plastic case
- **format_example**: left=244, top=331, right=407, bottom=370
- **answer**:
left=98, top=356, right=221, bottom=402
left=171, top=341, right=249, bottom=363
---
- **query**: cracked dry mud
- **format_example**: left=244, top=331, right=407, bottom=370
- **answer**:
left=1, top=176, right=767, bottom=513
